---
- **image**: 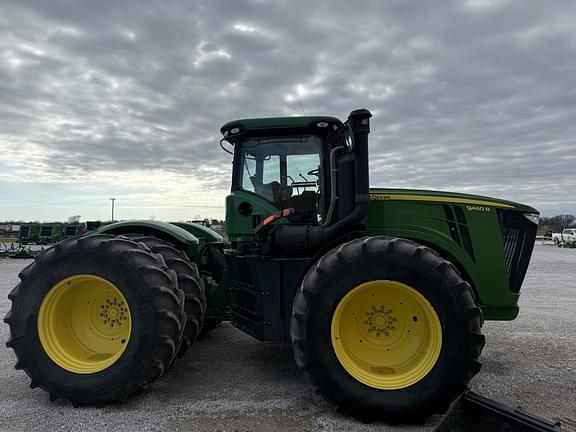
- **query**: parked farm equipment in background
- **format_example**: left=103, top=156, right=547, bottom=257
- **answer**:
left=0, top=240, right=36, bottom=259
left=18, top=223, right=40, bottom=244
left=6, top=109, right=564, bottom=429
left=17, top=222, right=85, bottom=245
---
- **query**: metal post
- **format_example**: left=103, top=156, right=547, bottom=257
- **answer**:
left=110, top=198, right=116, bottom=222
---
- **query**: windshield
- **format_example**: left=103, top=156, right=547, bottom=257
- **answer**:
left=237, top=135, right=324, bottom=223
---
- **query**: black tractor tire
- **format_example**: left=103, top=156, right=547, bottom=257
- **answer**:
left=118, top=234, right=206, bottom=357
left=4, top=234, right=186, bottom=405
left=291, top=236, right=485, bottom=422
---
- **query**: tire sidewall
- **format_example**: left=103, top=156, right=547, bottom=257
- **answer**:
left=14, top=246, right=160, bottom=401
left=300, top=240, right=477, bottom=417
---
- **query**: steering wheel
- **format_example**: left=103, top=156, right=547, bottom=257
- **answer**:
left=307, top=168, right=320, bottom=177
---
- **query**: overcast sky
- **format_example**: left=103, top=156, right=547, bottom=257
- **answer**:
left=1, top=0, right=575, bottom=222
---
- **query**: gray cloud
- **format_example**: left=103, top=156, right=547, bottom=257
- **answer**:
left=0, top=0, right=575, bottom=220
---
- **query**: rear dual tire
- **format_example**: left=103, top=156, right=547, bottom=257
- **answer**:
left=4, top=234, right=205, bottom=405
left=116, top=234, right=206, bottom=358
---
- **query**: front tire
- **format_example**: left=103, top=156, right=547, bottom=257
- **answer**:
left=291, top=236, right=484, bottom=421
left=4, top=235, right=186, bottom=405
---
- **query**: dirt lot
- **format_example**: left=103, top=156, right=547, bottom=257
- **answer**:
left=0, top=245, right=574, bottom=431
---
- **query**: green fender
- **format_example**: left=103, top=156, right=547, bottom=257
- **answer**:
left=97, top=220, right=200, bottom=259
left=170, top=222, right=224, bottom=244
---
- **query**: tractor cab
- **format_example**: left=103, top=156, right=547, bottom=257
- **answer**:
left=219, top=109, right=372, bottom=341
left=222, top=110, right=372, bottom=255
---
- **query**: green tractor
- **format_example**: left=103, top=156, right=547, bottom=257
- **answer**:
left=5, top=109, right=539, bottom=421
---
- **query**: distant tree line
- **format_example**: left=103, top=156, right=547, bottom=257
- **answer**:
left=538, top=214, right=575, bottom=236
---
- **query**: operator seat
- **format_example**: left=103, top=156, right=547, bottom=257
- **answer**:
left=271, top=181, right=293, bottom=203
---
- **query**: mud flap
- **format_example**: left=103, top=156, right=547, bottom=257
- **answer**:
left=435, top=391, right=566, bottom=432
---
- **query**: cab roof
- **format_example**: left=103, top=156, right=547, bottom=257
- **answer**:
left=220, top=115, right=343, bottom=137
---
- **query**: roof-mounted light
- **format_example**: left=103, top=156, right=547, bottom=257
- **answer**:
left=223, top=126, right=242, bottom=138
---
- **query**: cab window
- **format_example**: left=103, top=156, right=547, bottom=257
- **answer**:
left=238, top=135, right=323, bottom=223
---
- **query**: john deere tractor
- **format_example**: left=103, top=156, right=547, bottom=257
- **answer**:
left=5, top=109, right=539, bottom=421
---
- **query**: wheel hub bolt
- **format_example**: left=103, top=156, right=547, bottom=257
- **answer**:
left=364, top=304, right=397, bottom=337
left=100, top=298, right=126, bottom=327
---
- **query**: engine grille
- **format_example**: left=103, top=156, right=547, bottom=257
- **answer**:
left=498, top=210, right=537, bottom=293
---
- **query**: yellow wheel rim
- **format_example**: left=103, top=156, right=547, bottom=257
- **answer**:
left=331, top=280, right=442, bottom=389
left=38, top=274, right=132, bottom=374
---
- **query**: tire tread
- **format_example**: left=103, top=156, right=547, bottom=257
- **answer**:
left=4, top=234, right=187, bottom=405
left=291, top=235, right=484, bottom=421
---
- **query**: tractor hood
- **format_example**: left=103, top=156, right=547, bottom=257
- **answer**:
left=369, top=188, right=539, bottom=214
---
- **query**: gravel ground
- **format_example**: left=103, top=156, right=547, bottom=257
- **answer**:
left=0, top=244, right=574, bottom=432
